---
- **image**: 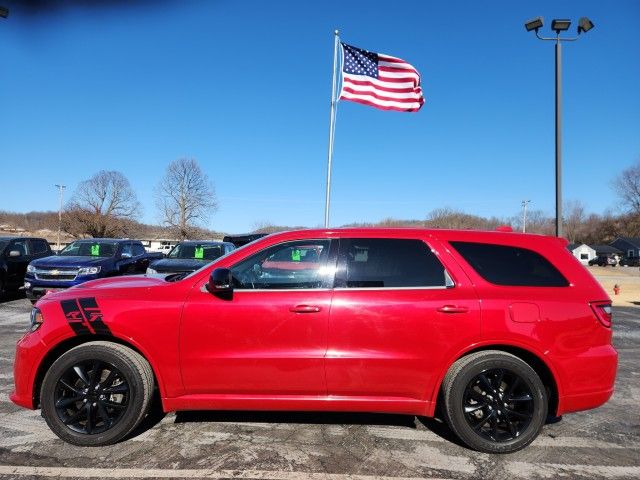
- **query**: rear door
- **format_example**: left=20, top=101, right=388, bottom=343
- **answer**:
left=326, top=235, right=481, bottom=400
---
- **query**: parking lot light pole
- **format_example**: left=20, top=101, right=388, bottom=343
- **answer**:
left=521, top=200, right=530, bottom=233
left=55, top=184, right=66, bottom=252
left=524, top=16, right=594, bottom=238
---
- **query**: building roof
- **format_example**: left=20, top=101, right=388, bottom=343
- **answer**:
left=612, top=237, right=640, bottom=249
left=590, top=245, right=623, bottom=255
left=567, top=243, right=590, bottom=251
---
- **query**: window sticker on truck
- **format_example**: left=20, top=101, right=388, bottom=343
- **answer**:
left=90, top=244, right=100, bottom=256
left=194, top=246, right=204, bottom=259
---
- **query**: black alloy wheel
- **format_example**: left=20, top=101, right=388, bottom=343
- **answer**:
left=54, top=360, right=130, bottom=435
left=41, top=341, right=154, bottom=446
left=462, top=368, right=534, bottom=442
left=441, top=350, right=547, bottom=453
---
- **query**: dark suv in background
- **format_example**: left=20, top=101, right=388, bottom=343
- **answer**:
left=588, top=255, right=618, bottom=267
left=0, top=237, right=53, bottom=299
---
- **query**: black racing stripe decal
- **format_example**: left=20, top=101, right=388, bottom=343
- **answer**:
left=78, top=297, right=112, bottom=335
left=60, top=299, right=90, bottom=335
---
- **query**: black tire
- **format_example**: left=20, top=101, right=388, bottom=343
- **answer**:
left=40, top=341, right=154, bottom=446
left=441, top=350, right=547, bottom=454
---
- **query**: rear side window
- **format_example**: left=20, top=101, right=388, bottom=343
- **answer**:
left=450, top=241, right=568, bottom=287
left=336, top=238, right=447, bottom=288
left=30, top=239, right=50, bottom=254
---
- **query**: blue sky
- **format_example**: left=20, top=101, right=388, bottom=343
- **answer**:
left=1, top=0, right=638, bottom=233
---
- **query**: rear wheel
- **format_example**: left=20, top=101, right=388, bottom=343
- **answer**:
left=441, top=351, right=547, bottom=453
left=41, top=341, right=154, bottom=446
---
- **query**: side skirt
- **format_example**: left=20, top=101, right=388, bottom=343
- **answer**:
left=162, top=394, right=431, bottom=417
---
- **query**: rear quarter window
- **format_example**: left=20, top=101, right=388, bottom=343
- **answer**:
left=450, top=241, right=569, bottom=287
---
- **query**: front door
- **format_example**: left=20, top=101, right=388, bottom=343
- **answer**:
left=6, top=239, right=32, bottom=288
left=326, top=237, right=481, bottom=400
left=180, top=239, right=336, bottom=395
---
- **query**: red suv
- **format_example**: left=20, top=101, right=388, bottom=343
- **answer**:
left=11, top=229, right=617, bottom=453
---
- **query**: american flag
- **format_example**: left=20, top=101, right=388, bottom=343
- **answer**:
left=339, top=43, right=424, bottom=112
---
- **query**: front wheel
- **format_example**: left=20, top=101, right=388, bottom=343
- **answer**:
left=40, top=341, right=154, bottom=446
left=441, top=351, right=547, bottom=453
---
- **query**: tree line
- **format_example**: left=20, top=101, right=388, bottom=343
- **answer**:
left=2, top=158, right=639, bottom=243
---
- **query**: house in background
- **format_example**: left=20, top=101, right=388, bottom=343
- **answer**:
left=567, top=243, right=596, bottom=265
left=610, top=237, right=640, bottom=259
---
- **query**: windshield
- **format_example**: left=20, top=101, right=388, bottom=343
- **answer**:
left=168, top=244, right=225, bottom=261
left=59, top=241, right=119, bottom=257
left=173, top=246, right=239, bottom=282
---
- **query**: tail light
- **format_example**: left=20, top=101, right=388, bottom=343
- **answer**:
left=590, top=301, right=612, bottom=328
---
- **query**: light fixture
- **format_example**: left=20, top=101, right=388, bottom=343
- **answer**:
left=578, top=17, right=594, bottom=34
left=524, top=16, right=544, bottom=32
left=551, top=19, right=571, bottom=33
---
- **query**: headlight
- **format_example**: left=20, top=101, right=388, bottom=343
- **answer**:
left=78, top=266, right=101, bottom=275
left=146, top=268, right=157, bottom=275
left=27, top=264, right=36, bottom=273
left=30, top=308, right=44, bottom=332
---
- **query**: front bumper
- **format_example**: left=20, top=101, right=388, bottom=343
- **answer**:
left=9, top=329, right=47, bottom=409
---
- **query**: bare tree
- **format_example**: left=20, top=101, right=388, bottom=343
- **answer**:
left=563, top=200, right=587, bottom=243
left=613, top=160, right=640, bottom=214
left=64, top=171, right=141, bottom=238
left=155, top=158, right=217, bottom=239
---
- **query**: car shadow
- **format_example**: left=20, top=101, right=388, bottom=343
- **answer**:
left=174, top=410, right=418, bottom=428
left=125, top=398, right=563, bottom=446
left=0, top=289, right=26, bottom=304
left=172, top=409, right=467, bottom=448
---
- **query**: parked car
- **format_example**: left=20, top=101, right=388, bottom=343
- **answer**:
left=222, top=233, right=268, bottom=248
left=146, top=241, right=235, bottom=276
left=11, top=229, right=616, bottom=454
left=0, top=237, right=53, bottom=299
left=618, top=256, right=640, bottom=267
left=24, top=239, right=163, bottom=303
left=588, top=255, right=617, bottom=267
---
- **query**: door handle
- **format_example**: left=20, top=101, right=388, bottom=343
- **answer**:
left=437, top=305, right=469, bottom=314
left=289, top=305, right=322, bottom=313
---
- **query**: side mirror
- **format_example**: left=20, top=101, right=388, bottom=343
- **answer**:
left=8, top=250, right=21, bottom=258
left=206, top=268, right=233, bottom=294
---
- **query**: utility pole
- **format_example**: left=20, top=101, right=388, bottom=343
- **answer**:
left=55, top=184, right=66, bottom=252
left=521, top=200, right=531, bottom=233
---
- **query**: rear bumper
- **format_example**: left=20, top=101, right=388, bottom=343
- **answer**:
left=556, top=344, right=618, bottom=415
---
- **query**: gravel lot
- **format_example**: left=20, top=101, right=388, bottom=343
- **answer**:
left=0, top=295, right=638, bottom=480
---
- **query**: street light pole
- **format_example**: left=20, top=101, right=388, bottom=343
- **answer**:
left=521, top=200, right=531, bottom=233
left=524, top=17, right=594, bottom=238
left=555, top=38, right=562, bottom=238
left=55, top=184, right=66, bottom=252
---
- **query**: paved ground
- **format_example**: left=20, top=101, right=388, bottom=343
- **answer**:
left=0, top=296, right=638, bottom=479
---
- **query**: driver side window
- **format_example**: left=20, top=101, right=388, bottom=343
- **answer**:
left=230, top=240, right=332, bottom=290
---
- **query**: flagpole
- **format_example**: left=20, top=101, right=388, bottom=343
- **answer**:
left=324, top=29, right=340, bottom=228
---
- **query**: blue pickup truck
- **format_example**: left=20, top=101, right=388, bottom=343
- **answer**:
left=24, top=239, right=163, bottom=303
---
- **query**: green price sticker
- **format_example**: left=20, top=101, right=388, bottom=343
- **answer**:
left=194, top=246, right=204, bottom=259
left=291, top=249, right=301, bottom=261
left=90, top=244, right=100, bottom=256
